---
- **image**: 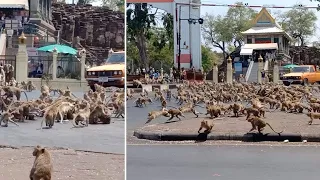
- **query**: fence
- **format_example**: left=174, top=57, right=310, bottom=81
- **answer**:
left=57, top=56, right=81, bottom=79
left=0, top=55, right=16, bottom=78
left=28, top=56, right=53, bottom=78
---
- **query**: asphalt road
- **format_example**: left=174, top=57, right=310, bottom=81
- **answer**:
left=127, top=94, right=194, bottom=131
left=0, top=91, right=125, bottom=154
left=127, top=144, right=320, bottom=180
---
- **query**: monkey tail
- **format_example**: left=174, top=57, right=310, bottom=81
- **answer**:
left=266, top=123, right=283, bottom=135
left=22, top=91, right=28, bottom=101
left=194, top=104, right=205, bottom=108
left=9, top=119, right=19, bottom=126
left=71, top=93, right=78, bottom=98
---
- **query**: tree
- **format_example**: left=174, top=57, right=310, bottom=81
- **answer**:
left=201, top=45, right=219, bottom=73
left=77, top=0, right=96, bottom=5
left=102, top=0, right=124, bottom=11
left=202, top=2, right=256, bottom=61
left=127, top=3, right=158, bottom=70
left=277, top=5, right=317, bottom=46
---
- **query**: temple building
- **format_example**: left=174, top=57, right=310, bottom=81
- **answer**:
left=240, top=8, right=291, bottom=63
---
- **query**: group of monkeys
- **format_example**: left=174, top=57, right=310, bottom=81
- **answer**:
left=0, top=83, right=125, bottom=129
left=129, top=80, right=320, bottom=135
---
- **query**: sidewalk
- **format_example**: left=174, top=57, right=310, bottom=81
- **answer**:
left=134, top=111, right=320, bottom=142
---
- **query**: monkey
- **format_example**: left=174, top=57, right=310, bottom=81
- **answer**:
left=114, top=101, right=125, bottom=118
left=72, top=102, right=91, bottom=128
left=243, top=107, right=264, bottom=119
left=145, top=109, right=171, bottom=124
left=306, top=112, right=320, bottom=125
left=135, top=97, right=152, bottom=107
left=167, top=109, right=185, bottom=121
left=231, top=103, right=244, bottom=117
left=198, top=120, right=214, bottom=134
left=247, top=116, right=283, bottom=135
left=0, top=111, right=19, bottom=127
left=2, top=86, right=29, bottom=101
left=29, top=145, right=53, bottom=180
left=205, top=105, right=221, bottom=118
left=161, top=99, right=167, bottom=109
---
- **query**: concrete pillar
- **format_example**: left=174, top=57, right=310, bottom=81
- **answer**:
left=257, top=55, right=263, bottom=83
left=80, top=49, right=86, bottom=81
left=6, top=29, right=13, bottom=48
left=226, top=56, right=233, bottom=83
left=52, top=48, right=57, bottom=80
left=160, top=67, right=164, bottom=79
left=15, top=33, right=28, bottom=82
left=273, top=60, right=279, bottom=84
left=212, top=64, right=218, bottom=83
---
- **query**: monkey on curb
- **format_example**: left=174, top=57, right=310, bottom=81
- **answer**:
left=29, top=145, right=53, bottom=180
left=198, top=120, right=214, bottom=134
left=247, top=116, right=283, bottom=135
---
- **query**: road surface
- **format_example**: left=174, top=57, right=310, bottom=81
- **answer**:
left=127, top=144, right=320, bottom=180
left=0, top=91, right=125, bottom=154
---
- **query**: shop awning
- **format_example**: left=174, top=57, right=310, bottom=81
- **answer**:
left=242, top=43, right=278, bottom=50
left=240, top=48, right=253, bottom=56
left=0, top=0, right=29, bottom=10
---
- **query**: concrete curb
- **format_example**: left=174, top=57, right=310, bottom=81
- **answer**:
left=133, top=130, right=312, bottom=142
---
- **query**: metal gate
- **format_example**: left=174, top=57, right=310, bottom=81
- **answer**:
left=0, top=55, right=17, bottom=78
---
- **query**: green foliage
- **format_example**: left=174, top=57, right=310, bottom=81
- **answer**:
left=277, top=4, right=317, bottom=46
left=102, top=0, right=124, bottom=12
left=201, top=45, right=219, bottom=72
left=127, top=4, right=174, bottom=70
left=127, top=28, right=174, bottom=72
left=77, top=0, right=95, bottom=5
left=202, top=2, right=257, bottom=57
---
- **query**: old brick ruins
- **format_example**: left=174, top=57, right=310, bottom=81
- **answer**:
left=51, top=3, right=124, bottom=64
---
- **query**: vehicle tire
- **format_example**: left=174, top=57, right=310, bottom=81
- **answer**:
left=283, top=81, right=290, bottom=86
left=303, top=78, right=309, bottom=86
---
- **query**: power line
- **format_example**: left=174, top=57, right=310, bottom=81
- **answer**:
left=176, top=3, right=320, bottom=9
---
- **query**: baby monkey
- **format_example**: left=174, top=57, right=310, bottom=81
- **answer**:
left=198, top=120, right=214, bottom=134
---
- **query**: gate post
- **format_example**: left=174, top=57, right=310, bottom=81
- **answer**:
left=226, top=56, right=233, bottom=83
left=52, top=49, right=57, bottom=80
left=212, top=63, right=218, bottom=83
left=257, top=55, right=263, bottom=83
left=273, top=60, right=279, bottom=84
left=16, top=33, right=28, bottom=83
left=80, top=49, right=86, bottom=81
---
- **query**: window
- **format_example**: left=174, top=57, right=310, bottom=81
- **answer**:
left=247, top=38, right=252, bottom=44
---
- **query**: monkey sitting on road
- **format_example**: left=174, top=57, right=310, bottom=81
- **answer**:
left=198, top=120, right=214, bottom=134
left=134, top=97, right=152, bottom=107
left=247, top=115, right=283, bottom=135
left=29, top=145, right=53, bottom=180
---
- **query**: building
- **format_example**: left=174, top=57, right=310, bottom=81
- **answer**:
left=240, top=7, right=291, bottom=63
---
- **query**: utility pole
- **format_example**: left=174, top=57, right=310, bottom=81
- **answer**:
left=178, top=5, right=182, bottom=71
left=177, top=5, right=203, bottom=71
